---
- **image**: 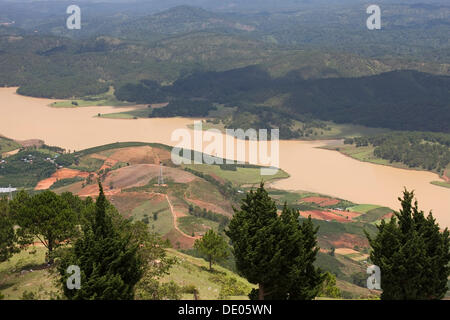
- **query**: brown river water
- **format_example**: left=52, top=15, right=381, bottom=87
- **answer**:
left=1, top=87, right=449, bottom=227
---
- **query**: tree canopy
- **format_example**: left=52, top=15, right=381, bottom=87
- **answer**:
left=366, top=189, right=450, bottom=300
left=226, top=183, right=324, bottom=300
left=194, top=229, right=229, bottom=270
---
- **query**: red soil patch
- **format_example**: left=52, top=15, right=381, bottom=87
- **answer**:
left=380, top=212, right=394, bottom=220
left=185, top=196, right=232, bottom=217
left=442, top=170, right=450, bottom=182
left=329, top=209, right=362, bottom=220
left=301, top=197, right=340, bottom=207
left=325, top=233, right=369, bottom=249
left=105, top=146, right=171, bottom=165
left=106, top=192, right=165, bottom=217
left=16, top=139, right=44, bottom=148
left=35, top=168, right=90, bottom=190
left=104, top=164, right=197, bottom=190
left=89, top=153, right=108, bottom=161
left=300, top=210, right=351, bottom=223
left=163, top=229, right=196, bottom=250
left=99, top=158, right=118, bottom=171
left=77, top=184, right=120, bottom=197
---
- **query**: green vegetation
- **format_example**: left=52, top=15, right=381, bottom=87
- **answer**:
left=357, top=207, right=393, bottom=223
left=132, top=200, right=172, bottom=236
left=226, top=184, right=325, bottom=300
left=159, top=249, right=254, bottom=300
left=0, top=245, right=59, bottom=300
left=50, top=87, right=131, bottom=108
left=178, top=216, right=219, bottom=236
left=0, top=137, right=20, bottom=156
left=184, top=163, right=288, bottom=186
left=366, top=190, right=450, bottom=300
left=0, top=197, right=18, bottom=262
left=0, top=150, right=57, bottom=187
left=188, top=204, right=229, bottom=232
left=431, top=181, right=450, bottom=189
left=116, top=68, right=450, bottom=136
left=318, top=272, right=341, bottom=299
left=56, top=184, right=144, bottom=299
left=194, top=229, right=229, bottom=270
left=349, top=204, right=382, bottom=214
left=345, top=132, right=450, bottom=173
left=50, top=177, right=85, bottom=190
left=10, top=191, right=79, bottom=263
left=70, top=156, right=104, bottom=172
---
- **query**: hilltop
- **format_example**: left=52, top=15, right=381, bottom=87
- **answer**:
left=0, top=137, right=410, bottom=298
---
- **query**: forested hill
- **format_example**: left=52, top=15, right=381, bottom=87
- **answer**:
left=285, top=70, right=450, bottom=133
left=1, top=3, right=450, bottom=99
left=115, top=69, right=450, bottom=133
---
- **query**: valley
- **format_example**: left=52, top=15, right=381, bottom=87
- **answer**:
left=1, top=87, right=449, bottom=228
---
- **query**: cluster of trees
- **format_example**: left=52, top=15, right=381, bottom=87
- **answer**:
left=346, top=132, right=450, bottom=173
left=115, top=80, right=167, bottom=104
left=188, top=204, right=230, bottom=231
left=151, top=99, right=217, bottom=118
left=367, top=189, right=450, bottom=299
left=227, top=183, right=326, bottom=300
left=0, top=183, right=174, bottom=300
left=0, top=150, right=58, bottom=187
left=116, top=67, right=450, bottom=135
left=184, top=168, right=239, bottom=201
left=0, top=148, right=80, bottom=188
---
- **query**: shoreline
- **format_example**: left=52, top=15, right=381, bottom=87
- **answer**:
left=320, top=144, right=448, bottom=185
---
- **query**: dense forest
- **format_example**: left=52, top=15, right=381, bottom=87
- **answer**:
left=1, top=3, right=450, bottom=99
left=116, top=68, right=450, bottom=134
left=345, top=132, right=450, bottom=173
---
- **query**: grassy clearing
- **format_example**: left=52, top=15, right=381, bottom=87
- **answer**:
left=0, top=137, right=21, bottom=157
left=178, top=216, right=219, bottom=236
left=0, top=246, right=59, bottom=300
left=184, top=164, right=289, bottom=186
left=52, top=181, right=85, bottom=195
left=349, top=204, right=382, bottom=213
left=187, top=119, right=388, bottom=141
left=291, top=121, right=389, bottom=140
left=99, top=108, right=150, bottom=119
left=70, top=156, right=104, bottom=172
left=131, top=200, right=173, bottom=236
left=50, top=87, right=132, bottom=108
left=431, top=181, right=450, bottom=189
left=357, top=207, right=393, bottom=223
left=162, top=249, right=254, bottom=300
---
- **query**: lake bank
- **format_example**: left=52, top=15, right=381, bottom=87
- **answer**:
left=1, top=87, right=449, bottom=227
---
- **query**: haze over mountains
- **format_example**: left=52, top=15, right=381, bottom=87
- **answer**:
left=0, top=1, right=449, bottom=134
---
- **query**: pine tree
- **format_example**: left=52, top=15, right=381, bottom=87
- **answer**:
left=10, top=190, right=77, bottom=264
left=226, top=183, right=324, bottom=300
left=268, top=205, right=325, bottom=300
left=194, top=229, right=229, bottom=270
left=58, top=183, right=144, bottom=300
left=0, top=197, right=18, bottom=262
left=366, top=189, right=450, bottom=300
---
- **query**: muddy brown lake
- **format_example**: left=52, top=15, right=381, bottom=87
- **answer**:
left=1, top=87, right=449, bottom=227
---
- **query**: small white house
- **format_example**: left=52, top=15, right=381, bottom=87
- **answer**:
left=0, top=187, right=17, bottom=193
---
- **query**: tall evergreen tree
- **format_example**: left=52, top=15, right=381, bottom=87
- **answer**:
left=366, top=189, right=450, bottom=300
left=0, top=197, right=18, bottom=262
left=58, top=183, right=144, bottom=300
left=226, top=183, right=324, bottom=300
